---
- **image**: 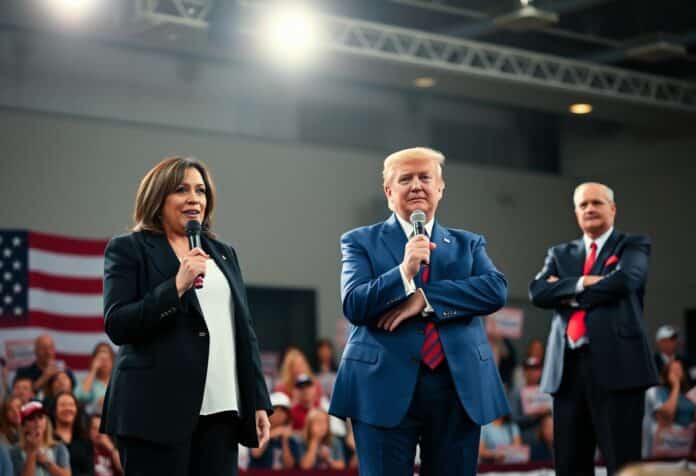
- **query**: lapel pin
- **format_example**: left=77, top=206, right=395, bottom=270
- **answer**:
left=444, top=237, right=451, bottom=244
left=222, top=255, right=227, bottom=260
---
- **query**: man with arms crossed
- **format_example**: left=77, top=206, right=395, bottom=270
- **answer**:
left=330, top=147, right=509, bottom=476
left=529, top=182, right=658, bottom=476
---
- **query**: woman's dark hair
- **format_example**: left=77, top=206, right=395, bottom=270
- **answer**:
left=51, top=391, right=88, bottom=440
left=315, top=339, right=338, bottom=372
left=660, top=359, right=688, bottom=394
left=132, top=156, right=216, bottom=237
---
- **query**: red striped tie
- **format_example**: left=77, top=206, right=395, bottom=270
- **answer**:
left=420, top=264, right=444, bottom=369
left=566, top=242, right=597, bottom=344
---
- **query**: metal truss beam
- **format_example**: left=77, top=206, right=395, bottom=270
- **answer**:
left=134, top=0, right=696, bottom=112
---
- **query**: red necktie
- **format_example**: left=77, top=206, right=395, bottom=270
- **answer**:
left=420, top=264, right=444, bottom=369
left=566, top=242, right=597, bottom=344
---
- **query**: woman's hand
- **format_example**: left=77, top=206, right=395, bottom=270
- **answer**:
left=24, top=429, right=41, bottom=453
left=256, top=410, right=270, bottom=449
left=668, top=368, right=682, bottom=389
left=175, top=248, right=209, bottom=297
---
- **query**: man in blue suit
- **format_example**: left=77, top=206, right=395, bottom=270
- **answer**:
left=329, top=147, right=509, bottom=476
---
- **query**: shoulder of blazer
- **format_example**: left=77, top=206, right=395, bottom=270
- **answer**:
left=550, top=239, right=582, bottom=257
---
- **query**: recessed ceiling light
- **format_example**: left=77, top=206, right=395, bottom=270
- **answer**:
left=569, top=103, right=592, bottom=114
left=414, top=77, right=436, bottom=88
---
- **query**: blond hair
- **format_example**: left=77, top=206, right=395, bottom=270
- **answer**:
left=277, top=348, right=314, bottom=396
left=132, top=156, right=217, bottom=237
left=382, top=147, right=445, bottom=186
left=18, top=414, right=59, bottom=449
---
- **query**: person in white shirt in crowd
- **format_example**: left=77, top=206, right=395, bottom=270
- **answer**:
left=642, top=359, right=696, bottom=457
left=248, top=392, right=300, bottom=470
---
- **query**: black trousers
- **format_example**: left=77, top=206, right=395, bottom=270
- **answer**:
left=117, top=412, right=240, bottom=476
left=553, top=347, right=644, bottom=476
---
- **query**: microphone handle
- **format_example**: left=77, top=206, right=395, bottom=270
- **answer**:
left=187, top=233, right=205, bottom=289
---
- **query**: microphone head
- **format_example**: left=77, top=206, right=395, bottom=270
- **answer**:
left=409, top=210, right=426, bottom=226
left=185, top=220, right=202, bottom=236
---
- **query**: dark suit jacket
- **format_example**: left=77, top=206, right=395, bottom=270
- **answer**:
left=99, top=231, right=271, bottom=446
left=529, top=229, right=658, bottom=393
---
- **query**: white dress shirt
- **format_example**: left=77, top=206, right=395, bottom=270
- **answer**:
left=574, top=226, right=615, bottom=294
left=195, top=259, right=241, bottom=415
left=395, top=213, right=434, bottom=313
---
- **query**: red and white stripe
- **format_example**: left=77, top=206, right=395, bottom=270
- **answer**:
left=3, top=232, right=109, bottom=372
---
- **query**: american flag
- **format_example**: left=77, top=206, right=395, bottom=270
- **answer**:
left=0, top=230, right=109, bottom=373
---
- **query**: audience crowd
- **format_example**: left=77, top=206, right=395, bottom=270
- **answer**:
left=1, top=322, right=694, bottom=474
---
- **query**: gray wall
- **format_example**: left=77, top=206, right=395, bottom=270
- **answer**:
left=0, top=108, right=578, bottom=346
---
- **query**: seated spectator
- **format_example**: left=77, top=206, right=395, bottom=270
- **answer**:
left=643, top=359, right=696, bottom=457
left=653, top=326, right=692, bottom=383
left=314, top=339, right=337, bottom=399
left=509, top=357, right=551, bottom=445
left=76, top=343, right=114, bottom=416
left=88, top=415, right=122, bottom=476
left=9, top=401, right=70, bottom=476
left=1, top=360, right=8, bottom=402
left=343, top=420, right=358, bottom=469
left=14, top=336, right=76, bottom=400
left=0, top=441, right=11, bottom=476
left=526, top=339, right=545, bottom=361
left=41, top=372, right=73, bottom=412
left=511, top=339, right=546, bottom=391
left=10, top=378, right=34, bottom=405
left=275, top=348, right=323, bottom=405
left=0, top=397, right=22, bottom=445
left=297, top=409, right=345, bottom=470
left=51, top=392, right=93, bottom=476
left=249, top=392, right=300, bottom=470
left=479, top=416, right=523, bottom=464
left=530, top=414, right=554, bottom=462
left=290, top=374, right=318, bottom=431
left=486, top=326, right=517, bottom=389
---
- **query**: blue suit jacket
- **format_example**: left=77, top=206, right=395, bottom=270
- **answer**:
left=329, top=214, right=510, bottom=427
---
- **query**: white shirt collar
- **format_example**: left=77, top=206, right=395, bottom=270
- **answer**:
left=395, top=213, right=434, bottom=238
left=582, top=226, right=614, bottom=256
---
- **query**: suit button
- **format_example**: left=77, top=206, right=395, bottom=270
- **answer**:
left=198, top=331, right=208, bottom=337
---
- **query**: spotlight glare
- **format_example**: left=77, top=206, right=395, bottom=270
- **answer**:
left=413, top=77, right=436, bottom=88
left=263, top=4, right=319, bottom=66
left=569, top=103, right=592, bottom=114
left=43, top=0, right=99, bottom=26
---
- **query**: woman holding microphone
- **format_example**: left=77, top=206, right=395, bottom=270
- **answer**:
left=100, top=156, right=271, bottom=476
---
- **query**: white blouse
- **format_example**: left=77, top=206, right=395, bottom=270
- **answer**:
left=195, top=258, right=241, bottom=415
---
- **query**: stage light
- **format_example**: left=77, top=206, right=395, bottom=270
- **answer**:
left=413, top=77, right=436, bottom=88
left=42, top=0, right=100, bottom=26
left=569, top=103, right=593, bottom=114
left=262, top=4, right=319, bottom=66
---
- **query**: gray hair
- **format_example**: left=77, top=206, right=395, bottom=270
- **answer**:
left=573, top=182, right=615, bottom=207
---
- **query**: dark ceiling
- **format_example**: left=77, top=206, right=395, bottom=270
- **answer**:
left=314, top=0, right=696, bottom=81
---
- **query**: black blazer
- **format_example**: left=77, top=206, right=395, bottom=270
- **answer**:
left=529, top=230, right=658, bottom=393
left=99, top=231, right=271, bottom=446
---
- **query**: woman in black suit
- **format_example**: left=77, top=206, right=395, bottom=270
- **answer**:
left=100, top=156, right=271, bottom=476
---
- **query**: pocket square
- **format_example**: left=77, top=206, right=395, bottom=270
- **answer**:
left=604, top=255, right=619, bottom=267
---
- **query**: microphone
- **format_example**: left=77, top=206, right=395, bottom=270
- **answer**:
left=410, top=210, right=426, bottom=236
left=185, top=220, right=204, bottom=289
